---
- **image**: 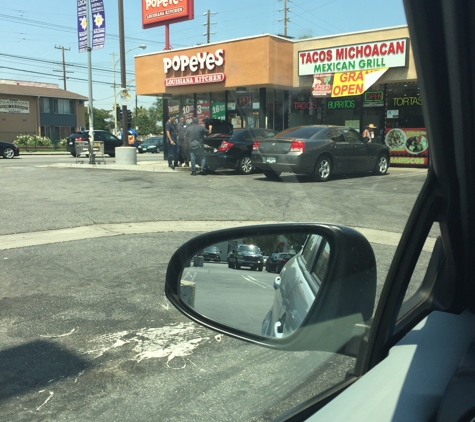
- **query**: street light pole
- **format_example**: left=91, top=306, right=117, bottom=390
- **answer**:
left=118, top=0, right=128, bottom=147
left=111, top=45, right=145, bottom=137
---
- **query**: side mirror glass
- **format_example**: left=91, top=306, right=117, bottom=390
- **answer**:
left=166, top=224, right=376, bottom=352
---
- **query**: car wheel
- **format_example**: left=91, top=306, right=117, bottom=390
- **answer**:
left=109, top=153, right=115, bottom=158
left=258, top=265, right=263, bottom=271
left=235, top=263, right=241, bottom=269
left=312, top=155, right=332, bottom=182
left=237, top=156, right=253, bottom=175
left=139, top=151, right=144, bottom=154
left=263, top=170, right=281, bottom=180
left=373, top=154, right=389, bottom=175
left=3, top=148, right=15, bottom=159
left=71, top=152, right=77, bottom=157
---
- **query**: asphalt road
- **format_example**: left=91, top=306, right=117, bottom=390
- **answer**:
left=0, top=156, right=430, bottom=421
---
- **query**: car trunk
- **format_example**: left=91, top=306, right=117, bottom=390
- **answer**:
left=204, top=120, right=233, bottom=148
left=258, top=138, right=293, bottom=154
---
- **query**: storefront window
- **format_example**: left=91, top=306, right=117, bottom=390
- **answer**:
left=324, top=95, right=361, bottom=130
left=180, top=96, right=194, bottom=124
left=385, top=82, right=424, bottom=129
left=166, top=95, right=180, bottom=118
left=211, top=92, right=226, bottom=120
left=196, top=93, right=211, bottom=125
left=289, top=90, right=324, bottom=127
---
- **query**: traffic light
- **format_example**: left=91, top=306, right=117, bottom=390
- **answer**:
left=116, top=106, right=122, bottom=121
left=126, top=110, right=132, bottom=129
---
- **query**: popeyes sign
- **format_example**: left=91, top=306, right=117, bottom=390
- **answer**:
left=142, top=0, right=194, bottom=29
left=163, top=49, right=226, bottom=86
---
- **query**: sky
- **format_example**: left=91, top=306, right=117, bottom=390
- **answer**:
left=0, top=1, right=407, bottom=111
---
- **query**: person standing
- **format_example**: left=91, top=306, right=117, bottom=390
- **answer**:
left=165, top=115, right=178, bottom=169
left=362, top=123, right=377, bottom=142
left=177, top=116, right=189, bottom=167
left=185, top=117, right=209, bottom=175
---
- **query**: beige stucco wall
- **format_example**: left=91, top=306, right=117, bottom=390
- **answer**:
left=0, top=94, right=39, bottom=139
left=135, top=35, right=294, bottom=96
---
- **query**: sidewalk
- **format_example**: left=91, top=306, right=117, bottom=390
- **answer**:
left=32, top=152, right=194, bottom=173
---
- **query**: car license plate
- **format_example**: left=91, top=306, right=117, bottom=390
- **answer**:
left=266, top=157, right=276, bottom=164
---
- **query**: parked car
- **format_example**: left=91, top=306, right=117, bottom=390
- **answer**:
left=0, top=141, right=20, bottom=159
left=227, top=244, right=264, bottom=271
left=138, top=137, right=163, bottom=154
left=204, top=128, right=278, bottom=174
left=265, top=252, right=295, bottom=273
left=252, top=125, right=390, bottom=181
left=202, top=246, right=221, bottom=262
left=66, top=130, right=123, bottom=157
left=262, top=234, right=331, bottom=338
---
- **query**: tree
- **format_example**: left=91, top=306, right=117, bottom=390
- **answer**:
left=131, top=106, right=158, bottom=136
left=85, top=108, right=112, bottom=131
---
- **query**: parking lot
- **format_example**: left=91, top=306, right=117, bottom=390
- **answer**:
left=0, top=155, right=429, bottom=421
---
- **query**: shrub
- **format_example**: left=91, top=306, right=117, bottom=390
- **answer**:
left=15, top=135, right=53, bottom=147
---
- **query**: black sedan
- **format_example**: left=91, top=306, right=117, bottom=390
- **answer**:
left=265, top=252, right=295, bottom=273
left=66, top=131, right=123, bottom=157
left=0, top=141, right=20, bottom=159
left=251, top=125, right=390, bottom=181
left=203, top=246, right=221, bottom=262
left=138, top=137, right=163, bottom=154
left=205, top=128, right=278, bottom=175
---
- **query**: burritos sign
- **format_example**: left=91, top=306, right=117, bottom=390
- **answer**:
left=299, top=38, right=408, bottom=76
left=142, top=0, right=194, bottom=29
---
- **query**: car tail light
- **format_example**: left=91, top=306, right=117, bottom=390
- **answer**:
left=279, top=258, right=286, bottom=262
left=290, top=140, right=305, bottom=152
left=252, top=140, right=260, bottom=151
left=218, top=141, right=234, bottom=152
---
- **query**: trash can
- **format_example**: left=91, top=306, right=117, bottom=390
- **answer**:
left=193, top=256, right=204, bottom=267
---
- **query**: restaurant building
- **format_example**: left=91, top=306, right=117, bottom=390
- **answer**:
left=135, top=25, right=427, bottom=167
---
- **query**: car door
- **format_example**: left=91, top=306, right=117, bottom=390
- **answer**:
left=343, top=128, right=372, bottom=171
left=324, top=127, right=358, bottom=173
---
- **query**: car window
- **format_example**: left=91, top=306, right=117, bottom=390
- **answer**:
left=344, top=129, right=364, bottom=144
left=274, top=126, right=326, bottom=139
left=326, top=128, right=345, bottom=143
left=102, top=132, right=119, bottom=141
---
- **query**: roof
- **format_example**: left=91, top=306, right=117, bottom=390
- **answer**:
left=0, top=83, right=88, bottom=101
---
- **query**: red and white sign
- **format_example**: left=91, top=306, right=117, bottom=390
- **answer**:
left=163, top=49, right=225, bottom=73
left=142, top=0, right=194, bottom=29
left=299, top=38, right=408, bottom=76
left=164, top=73, right=225, bottom=87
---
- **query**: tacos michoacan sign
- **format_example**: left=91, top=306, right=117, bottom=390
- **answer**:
left=299, top=38, right=408, bottom=76
left=142, top=0, right=194, bottom=29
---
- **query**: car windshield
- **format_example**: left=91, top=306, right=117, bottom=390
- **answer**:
left=273, top=126, right=326, bottom=139
left=239, top=245, right=261, bottom=253
left=1, top=1, right=437, bottom=422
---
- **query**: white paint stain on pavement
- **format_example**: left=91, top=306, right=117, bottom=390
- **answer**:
left=83, top=322, right=209, bottom=367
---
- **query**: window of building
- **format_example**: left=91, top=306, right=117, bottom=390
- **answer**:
left=53, top=99, right=74, bottom=114
left=40, top=98, right=50, bottom=113
left=386, top=82, right=424, bottom=129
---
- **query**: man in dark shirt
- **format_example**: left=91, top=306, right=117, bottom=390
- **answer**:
left=185, top=117, right=209, bottom=175
left=177, top=116, right=189, bottom=167
left=165, top=115, right=178, bottom=169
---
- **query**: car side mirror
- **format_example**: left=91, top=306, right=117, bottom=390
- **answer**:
left=165, top=224, right=376, bottom=353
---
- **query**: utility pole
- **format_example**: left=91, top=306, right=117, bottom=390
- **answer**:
left=278, top=0, right=291, bottom=37
left=203, top=10, right=217, bottom=44
left=54, top=45, right=72, bottom=90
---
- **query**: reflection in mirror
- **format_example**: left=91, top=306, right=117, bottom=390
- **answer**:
left=179, top=233, right=331, bottom=339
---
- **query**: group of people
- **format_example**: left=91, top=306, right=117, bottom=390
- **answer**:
left=165, top=115, right=210, bottom=175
